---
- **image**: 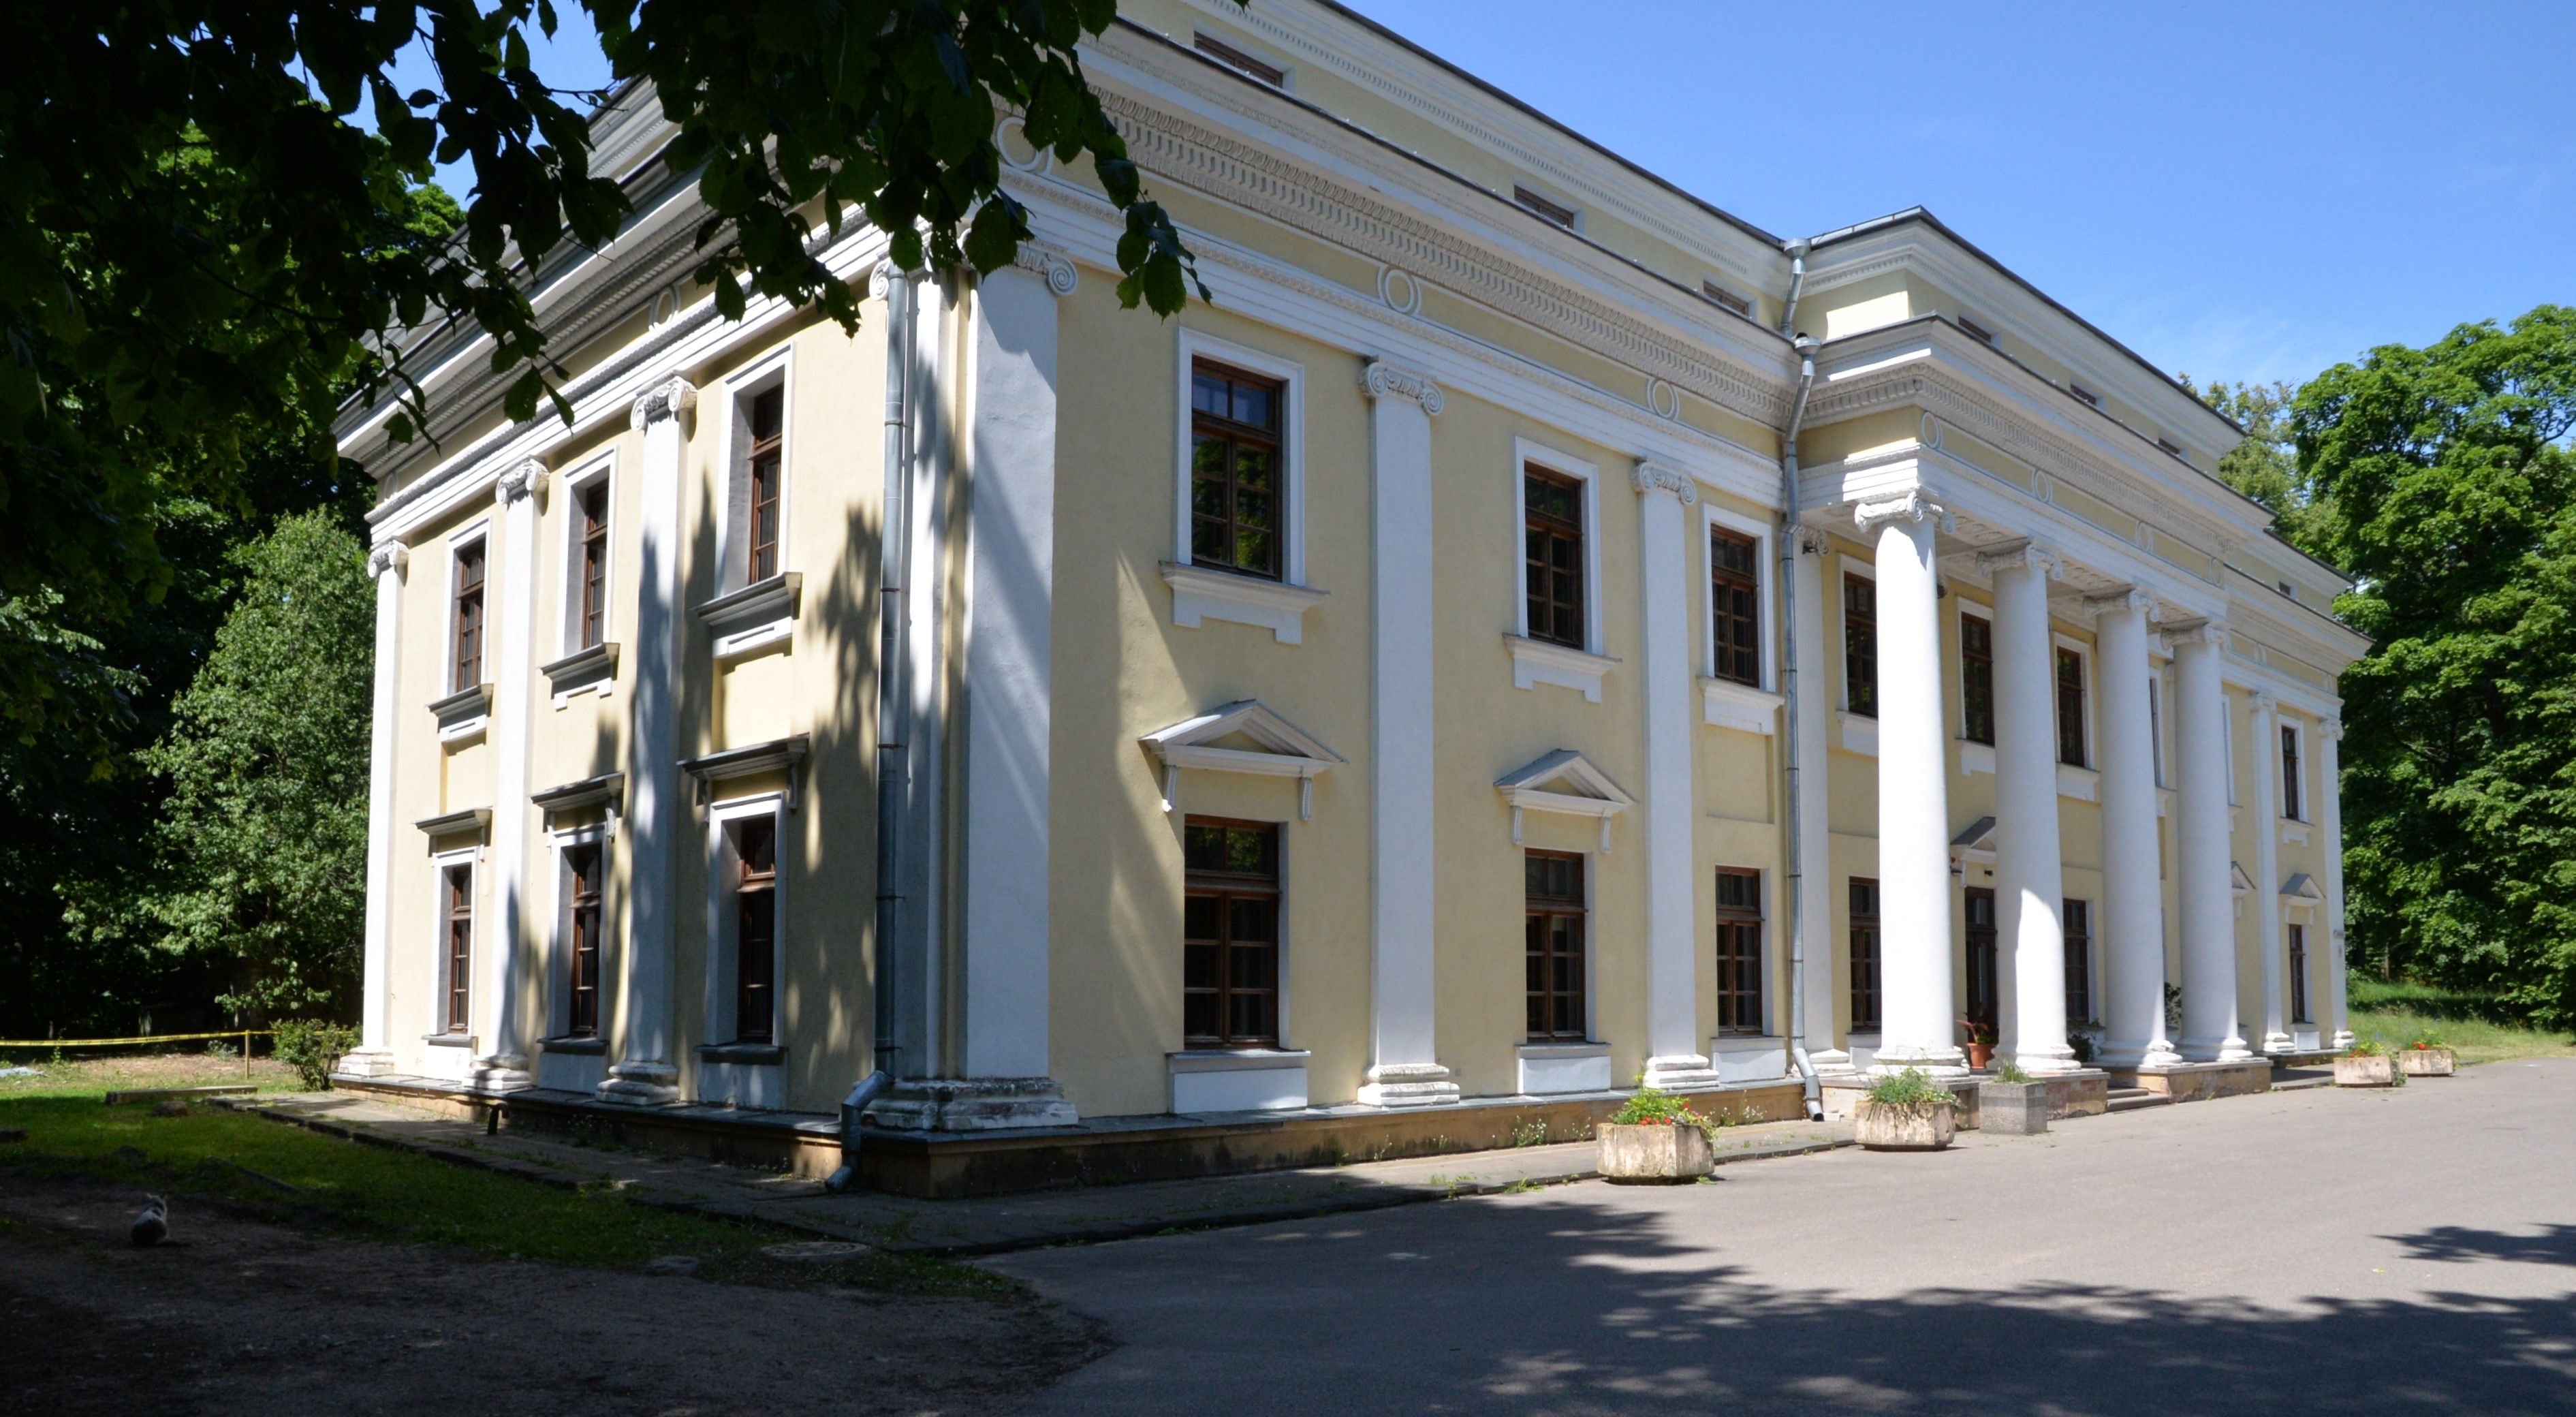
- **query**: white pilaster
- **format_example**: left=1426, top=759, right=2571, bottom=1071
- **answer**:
left=1982, top=542, right=2075, bottom=1074
left=2247, top=691, right=2293, bottom=1054
left=1357, top=360, right=1458, bottom=1106
left=1858, top=491, right=1965, bottom=1076
left=599, top=377, right=693, bottom=1106
left=2090, top=592, right=2180, bottom=1069
left=339, top=542, right=409, bottom=1080
left=475, top=460, right=547, bottom=1091
left=1635, top=460, right=1718, bottom=1091
left=2171, top=621, right=2250, bottom=1062
left=1791, top=529, right=1849, bottom=1074
left=2319, top=718, right=2353, bottom=1048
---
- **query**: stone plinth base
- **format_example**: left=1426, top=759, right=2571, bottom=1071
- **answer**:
left=869, top=1076, right=1080, bottom=1132
left=332, top=1048, right=397, bottom=1081
left=2037, top=1068, right=2110, bottom=1119
left=1980, top=1081, right=2049, bottom=1136
left=2109, top=1059, right=2272, bottom=1104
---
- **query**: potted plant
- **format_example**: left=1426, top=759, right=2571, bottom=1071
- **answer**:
left=2334, top=1039, right=2403, bottom=1088
left=2398, top=1033, right=2457, bottom=1077
left=1957, top=1017, right=1998, bottom=1071
left=1597, top=1086, right=1716, bottom=1183
left=1978, top=1059, right=2049, bottom=1136
left=1855, top=1068, right=1958, bottom=1151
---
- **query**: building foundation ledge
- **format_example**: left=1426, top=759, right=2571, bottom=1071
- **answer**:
left=867, top=1076, right=1080, bottom=1132
left=2108, top=1059, right=2274, bottom=1104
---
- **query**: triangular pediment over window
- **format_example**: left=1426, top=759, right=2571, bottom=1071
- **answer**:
left=1494, top=749, right=1635, bottom=850
left=2280, top=872, right=2325, bottom=903
left=2231, top=861, right=2257, bottom=896
left=1142, top=700, right=1343, bottom=820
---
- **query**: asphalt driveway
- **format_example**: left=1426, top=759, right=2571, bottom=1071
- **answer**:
left=994, top=1059, right=2576, bottom=1416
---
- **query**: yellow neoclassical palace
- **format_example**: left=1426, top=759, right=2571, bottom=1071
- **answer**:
left=336, top=0, right=2365, bottom=1164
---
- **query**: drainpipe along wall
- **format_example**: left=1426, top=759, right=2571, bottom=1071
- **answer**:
left=1774, top=236, right=1824, bottom=1118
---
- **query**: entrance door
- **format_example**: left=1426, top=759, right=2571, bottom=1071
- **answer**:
left=1964, top=886, right=1999, bottom=1031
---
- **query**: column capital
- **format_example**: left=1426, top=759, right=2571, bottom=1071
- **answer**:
left=1630, top=458, right=1697, bottom=505
left=2164, top=617, right=2227, bottom=649
left=2249, top=689, right=2278, bottom=716
left=629, top=375, right=698, bottom=431
left=1359, top=359, right=1444, bottom=415
left=1973, top=538, right=2062, bottom=580
left=1009, top=241, right=1080, bottom=297
left=366, top=541, right=410, bottom=579
left=496, top=457, right=550, bottom=507
left=1794, top=525, right=1833, bottom=557
left=2084, top=587, right=2153, bottom=618
left=1852, top=488, right=1950, bottom=535
left=2319, top=717, right=2344, bottom=743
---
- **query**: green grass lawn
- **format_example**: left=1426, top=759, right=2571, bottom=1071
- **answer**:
left=0, top=1048, right=304, bottom=1100
left=2346, top=977, right=2576, bottom=1066
left=0, top=1086, right=1008, bottom=1297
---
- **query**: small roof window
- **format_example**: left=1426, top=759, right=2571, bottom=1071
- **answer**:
left=2069, top=381, right=2103, bottom=408
left=1194, top=33, right=1286, bottom=88
left=1958, top=314, right=1998, bottom=346
left=2155, top=436, right=2186, bottom=459
left=1513, top=185, right=1580, bottom=230
left=1700, top=280, right=1753, bottom=317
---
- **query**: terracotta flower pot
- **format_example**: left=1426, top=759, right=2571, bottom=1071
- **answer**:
left=2334, top=1053, right=2399, bottom=1087
left=2398, top=1046, right=2456, bottom=1077
left=1597, top=1121, right=1716, bottom=1183
left=1855, top=1097, right=1955, bottom=1151
left=1965, top=1041, right=1996, bottom=1070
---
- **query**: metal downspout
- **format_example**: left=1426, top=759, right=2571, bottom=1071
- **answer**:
left=1776, top=243, right=1823, bottom=1115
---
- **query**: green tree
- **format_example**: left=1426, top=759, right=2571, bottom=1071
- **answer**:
left=2180, top=375, right=2336, bottom=554
left=2291, top=306, right=2576, bottom=1025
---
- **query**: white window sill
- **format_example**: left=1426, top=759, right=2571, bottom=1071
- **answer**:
left=422, top=1032, right=476, bottom=1048
left=2057, top=763, right=2099, bottom=802
left=1958, top=739, right=1996, bottom=775
left=541, top=641, right=619, bottom=701
left=1699, top=676, right=1782, bottom=734
left=695, top=572, right=800, bottom=664
left=1838, top=711, right=1877, bottom=756
left=1160, top=561, right=1327, bottom=644
left=430, top=683, right=492, bottom=744
left=1506, top=634, right=1616, bottom=702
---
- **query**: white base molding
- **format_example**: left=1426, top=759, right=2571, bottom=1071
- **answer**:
left=596, top=1059, right=680, bottom=1106
left=2002, top=1046, right=2082, bottom=1076
left=469, top=1054, right=533, bottom=1093
left=868, top=1076, right=1080, bottom=1131
left=332, top=1048, right=398, bottom=1080
left=1515, top=1042, right=1611, bottom=1095
left=2260, top=1031, right=2299, bottom=1055
left=2098, top=1039, right=2187, bottom=1070
left=1869, top=1045, right=1969, bottom=1078
left=1708, top=1038, right=1789, bottom=1084
left=1356, top=1061, right=1461, bottom=1108
left=1804, top=1048, right=1859, bottom=1077
left=2330, top=1029, right=2356, bottom=1050
left=1640, top=1053, right=1721, bottom=1091
left=1170, top=1050, right=1310, bottom=1113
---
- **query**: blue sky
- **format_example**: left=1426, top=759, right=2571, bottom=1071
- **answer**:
left=420, top=1, right=2571, bottom=390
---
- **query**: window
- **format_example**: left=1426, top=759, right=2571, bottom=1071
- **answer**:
left=1710, top=527, right=1761, bottom=687
left=1844, top=574, right=1879, bottom=717
left=1849, top=879, right=1882, bottom=1033
left=1524, top=467, right=1586, bottom=649
left=2280, top=723, right=2304, bottom=820
left=565, top=845, right=603, bottom=1038
left=1525, top=850, right=1586, bottom=1041
left=2063, top=899, right=2093, bottom=1025
left=443, top=864, right=474, bottom=1035
left=1958, top=315, right=1998, bottom=346
left=2155, top=437, right=2186, bottom=459
left=1184, top=819, right=1280, bottom=1048
left=1960, top=612, right=1995, bottom=745
left=1714, top=869, right=1765, bottom=1036
left=1193, top=32, right=1285, bottom=87
left=2069, top=381, right=2102, bottom=408
left=732, top=817, right=778, bottom=1044
left=1964, top=886, right=1998, bottom=1031
left=746, top=387, right=785, bottom=585
left=452, top=542, right=486, bottom=691
left=1513, top=185, right=1579, bottom=228
left=2287, top=923, right=2311, bottom=1024
left=576, top=481, right=610, bottom=651
left=2056, top=647, right=2088, bottom=767
left=2277, top=580, right=2298, bottom=601
left=1701, top=279, right=1753, bottom=317
left=1189, top=360, right=1286, bottom=580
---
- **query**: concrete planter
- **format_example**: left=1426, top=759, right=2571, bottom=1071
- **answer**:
left=2334, top=1053, right=2400, bottom=1087
left=2398, top=1046, right=2456, bottom=1077
left=1978, top=1080, right=2050, bottom=1136
left=1597, top=1122, right=1715, bottom=1183
left=1854, top=1098, right=1955, bottom=1151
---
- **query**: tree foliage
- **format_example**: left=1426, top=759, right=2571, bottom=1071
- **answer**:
left=2181, top=375, right=2336, bottom=552
left=2290, top=306, right=2576, bottom=1025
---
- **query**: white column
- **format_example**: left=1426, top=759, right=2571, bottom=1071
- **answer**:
left=475, top=460, right=547, bottom=1091
left=1792, top=529, right=1849, bottom=1073
left=956, top=260, right=1072, bottom=1113
left=599, top=376, right=693, bottom=1106
left=2319, top=717, right=2353, bottom=1048
left=339, top=541, right=409, bottom=1079
left=1357, top=361, right=1458, bottom=1106
left=2171, top=621, right=2251, bottom=1062
left=2247, top=691, right=2292, bottom=1053
left=2090, top=591, right=2181, bottom=1070
left=1982, top=542, right=2076, bottom=1074
left=1636, top=461, right=1719, bottom=1091
left=1858, top=491, right=1965, bottom=1076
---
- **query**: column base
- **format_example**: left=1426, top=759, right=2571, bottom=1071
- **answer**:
left=332, top=1048, right=397, bottom=1081
left=597, top=1059, right=680, bottom=1106
left=2330, top=1029, right=2356, bottom=1050
left=2003, top=1045, right=2083, bottom=1075
left=1804, top=1048, right=1859, bottom=1078
left=2096, top=1038, right=2186, bottom=1070
left=2260, top=1031, right=2299, bottom=1055
left=868, top=1077, right=1080, bottom=1132
left=1356, top=1063, right=1461, bottom=1108
left=470, top=1054, right=533, bottom=1093
left=1640, top=1054, right=1722, bottom=1091
left=1869, top=1045, right=1968, bottom=1078
left=2177, top=1035, right=2255, bottom=1063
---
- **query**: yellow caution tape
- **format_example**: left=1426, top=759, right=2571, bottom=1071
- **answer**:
left=0, top=1030, right=272, bottom=1048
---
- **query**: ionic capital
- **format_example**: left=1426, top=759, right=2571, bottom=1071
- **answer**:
left=2249, top=689, right=2278, bottom=717
left=629, top=376, right=698, bottom=431
left=1009, top=242, right=1080, bottom=298
left=2084, top=587, right=2154, bottom=619
left=496, top=458, right=550, bottom=507
left=366, top=542, right=410, bottom=580
left=2318, top=717, right=2344, bottom=743
left=1360, top=360, right=1443, bottom=416
left=2163, top=617, right=2228, bottom=649
left=1793, top=525, right=1833, bottom=557
left=1629, top=458, right=1697, bottom=506
left=1852, top=488, right=1950, bottom=536
left=1973, top=539, right=2062, bottom=580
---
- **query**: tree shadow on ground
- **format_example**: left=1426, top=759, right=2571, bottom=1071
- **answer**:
left=2381, top=1222, right=2576, bottom=1271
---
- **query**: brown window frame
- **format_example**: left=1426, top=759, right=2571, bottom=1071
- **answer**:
left=2062, top=898, right=2093, bottom=1025
left=2280, top=724, right=2304, bottom=821
left=1193, top=32, right=1285, bottom=87
left=443, top=864, right=474, bottom=1036
left=732, top=815, right=778, bottom=1045
left=451, top=541, right=486, bottom=692
left=1960, top=612, right=1995, bottom=745
left=1187, top=359, right=1287, bottom=581
left=2287, top=923, right=2311, bottom=1025
left=1183, top=818, right=1281, bottom=1048
left=1714, top=868, right=1765, bottom=1036
left=1513, top=185, right=1579, bottom=228
left=565, top=844, right=603, bottom=1038
left=1964, top=886, right=1999, bottom=1031
left=2056, top=646, right=2088, bottom=767
left=1849, top=878, right=1882, bottom=1034
left=1524, top=467, right=1587, bottom=650
left=747, top=386, right=785, bottom=586
left=1701, top=279, right=1753, bottom=317
left=577, top=480, right=610, bottom=651
left=1843, top=573, right=1878, bottom=717
left=1525, top=850, right=1588, bottom=1042
left=1709, top=527, right=1762, bottom=687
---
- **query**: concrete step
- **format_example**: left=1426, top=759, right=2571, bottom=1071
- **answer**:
left=2105, top=1087, right=2171, bottom=1113
left=2272, top=1074, right=2336, bottom=1091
